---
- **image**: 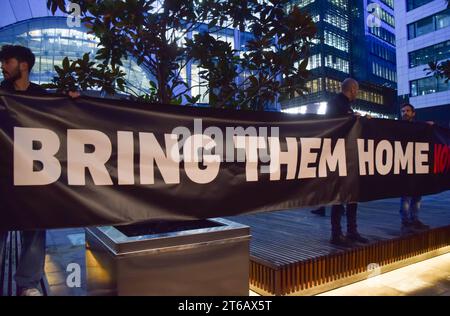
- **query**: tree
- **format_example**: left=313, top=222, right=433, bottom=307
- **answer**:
left=43, top=53, right=126, bottom=94
left=46, top=0, right=316, bottom=110
left=425, top=0, right=450, bottom=82
left=426, top=60, right=450, bottom=83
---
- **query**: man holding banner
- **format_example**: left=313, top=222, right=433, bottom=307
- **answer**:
left=328, top=78, right=369, bottom=246
left=1, top=47, right=449, bottom=272
left=399, top=103, right=431, bottom=235
left=0, top=45, right=48, bottom=296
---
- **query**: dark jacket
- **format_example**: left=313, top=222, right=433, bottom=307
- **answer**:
left=326, top=93, right=354, bottom=118
left=0, top=80, right=47, bottom=94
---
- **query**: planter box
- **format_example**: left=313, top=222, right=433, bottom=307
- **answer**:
left=85, top=218, right=250, bottom=296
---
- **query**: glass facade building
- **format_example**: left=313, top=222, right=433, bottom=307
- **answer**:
left=407, top=7, right=450, bottom=39
left=0, top=2, right=257, bottom=108
left=409, top=40, right=450, bottom=68
left=0, top=2, right=152, bottom=95
left=395, top=0, right=450, bottom=127
left=407, top=0, right=435, bottom=12
left=281, top=0, right=397, bottom=118
left=0, top=0, right=402, bottom=114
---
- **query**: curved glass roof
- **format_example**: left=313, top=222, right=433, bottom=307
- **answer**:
left=0, top=0, right=66, bottom=28
left=0, top=3, right=151, bottom=95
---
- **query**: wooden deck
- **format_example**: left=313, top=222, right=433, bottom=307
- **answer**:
left=2, top=193, right=449, bottom=296
left=230, top=192, right=450, bottom=295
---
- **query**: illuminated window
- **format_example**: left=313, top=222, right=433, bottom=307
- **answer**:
left=409, top=40, right=450, bottom=68
left=329, top=0, right=347, bottom=9
left=325, top=55, right=349, bottom=73
left=290, top=0, right=315, bottom=9
left=324, top=14, right=348, bottom=32
left=324, top=31, right=349, bottom=52
left=408, top=8, right=450, bottom=39
left=0, top=21, right=152, bottom=94
left=380, top=0, right=394, bottom=9
left=371, top=42, right=396, bottom=63
left=367, top=3, right=395, bottom=27
left=410, top=76, right=450, bottom=96
left=371, top=62, right=396, bottom=82
left=368, top=26, right=395, bottom=46
left=306, top=54, right=322, bottom=70
left=357, top=90, right=384, bottom=105
left=304, top=78, right=323, bottom=94
left=325, top=78, right=341, bottom=93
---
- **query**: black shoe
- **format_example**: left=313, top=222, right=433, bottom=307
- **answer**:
left=411, top=220, right=430, bottom=231
left=311, top=207, right=326, bottom=216
left=330, top=234, right=352, bottom=247
left=401, top=221, right=415, bottom=235
left=346, top=232, right=369, bottom=244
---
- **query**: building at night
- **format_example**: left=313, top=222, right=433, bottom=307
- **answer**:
left=394, top=0, right=450, bottom=127
left=281, top=0, right=397, bottom=118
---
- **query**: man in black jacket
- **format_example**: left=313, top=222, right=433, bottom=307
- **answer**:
left=0, top=45, right=47, bottom=296
left=399, top=103, right=431, bottom=234
left=327, top=78, right=369, bottom=246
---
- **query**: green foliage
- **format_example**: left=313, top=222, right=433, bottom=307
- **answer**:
left=46, top=0, right=316, bottom=109
left=42, top=53, right=126, bottom=94
left=425, top=60, right=450, bottom=83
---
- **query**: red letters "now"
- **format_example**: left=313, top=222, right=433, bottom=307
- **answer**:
left=434, top=144, right=450, bottom=174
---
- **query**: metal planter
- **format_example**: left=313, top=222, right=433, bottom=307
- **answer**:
left=85, top=218, right=250, bottom=296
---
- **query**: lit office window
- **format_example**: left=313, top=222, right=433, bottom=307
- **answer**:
left=380, top=0, right=394, bottom=9
left=410, top=76, right=450, bottom=96
left=371, top=42, right=396, bottom=63
left=371, top=62, right=396, bottom=82
left=368, top=26, right=395, bottom=46
left=0, top=24, right=151, bottom=94
left=436, top=9, right=450, bottom=30
left=324, top=31, right=349, bottom=52
left=368, top=2, right=395, bottom=27
left=295, top=78, right=324, bottom=96
left=289, top=0, right=315, bottom=9
left=325, top=55, right=349, bottom=73
left=408, top=8, right=450, bottom=39
left=305, top=78, right=324, bottom=94
left=379, top=7, right=395, bottom=27
left=329, top=0, right=348, bottom=9
left=325, top=77, right=341, bottom=93
left=324, top=14, right=348, bottom=31
left=357, top=90, right=384, bottom=105
left=409, top=40, right=450, bottom=68
left=306, top=54, right=322, bottom=70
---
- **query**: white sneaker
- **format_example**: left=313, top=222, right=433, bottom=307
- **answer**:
left=20, top=287, right=43, bottom=296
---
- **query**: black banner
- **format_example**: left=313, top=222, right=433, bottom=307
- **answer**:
left=1, top=91, right=450, bottom=230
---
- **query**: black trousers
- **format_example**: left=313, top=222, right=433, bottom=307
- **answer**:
left=331, top=203, right=358, bottom=237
